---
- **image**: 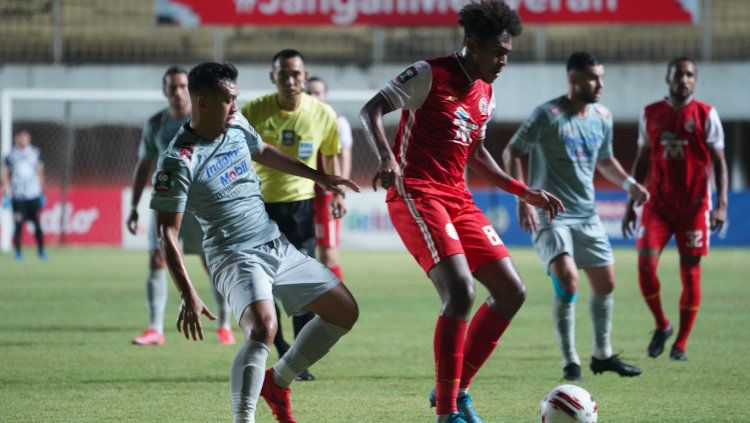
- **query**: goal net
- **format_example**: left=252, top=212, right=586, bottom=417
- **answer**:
left=0, top=88, right=384, bottom=252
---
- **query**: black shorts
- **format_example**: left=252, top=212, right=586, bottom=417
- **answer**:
left=265, top=199, right=316, bottom=256
left=12, top=197, right=42, bottom=222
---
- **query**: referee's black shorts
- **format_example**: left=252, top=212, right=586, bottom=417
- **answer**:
left=265, top=198, right=316, bottom=257
left=11, top=197, right=42, bottom=221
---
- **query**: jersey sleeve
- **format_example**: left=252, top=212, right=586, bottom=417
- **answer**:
left=597, top=111, right=614, bottom=160
left=636, top=109, right=650, bottom=148
left=138, top=119, right=158, bottom=161
left=336, top=116, right=353, bottom=149
left=149, top=154, right=191, bottom=213
left=379, top=61, right=432, bottom=110
left=705, top=107, right=725, bottom=150
left=509, top=106, right=549, bottom=154
left=230, top=112, right=266, bottom=155
left=319, top=107, right=340, bottom=157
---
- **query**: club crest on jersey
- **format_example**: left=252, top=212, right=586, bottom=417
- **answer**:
left=281, top=129, right=296, bottom=146
left=154, top=171, right=171, bottom=193
left=684, top=119, right=696, bottom=133
left=178, top=144, right=194, bottom=162
left=479, top=97, right=488, bottom=115
left=396, top=66, right=418, bottom=83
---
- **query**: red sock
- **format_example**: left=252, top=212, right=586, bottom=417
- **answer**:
left=638, top=254, right=670, bottom=330
left=434, top=315, right=467, bottom=415
left=328, top=265, right=343, bottom=282
left=675, top=261, right=701, bottom=351
left=460, top=303, right=511, bottom=390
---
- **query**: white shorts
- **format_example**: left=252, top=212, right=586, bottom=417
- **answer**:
left=148, top=210, right=204, bottom=255
left=533, top=216, right=614, bottom=270
left=211, top=235, right=340, bottom=322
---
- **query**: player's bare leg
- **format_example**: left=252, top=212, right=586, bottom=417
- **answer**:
left=427, top=255, right=474, bottom=422
left=584, top=265, right=642, bottom=377
left=318, top=246, right=343, bottom=281
left=132, top=249, right=168, bottom=346
left=234, top=299, right=277, bottom=423
left=549, top=254, right=582, bottom=380
left=263, top=283, right=358, bottom=423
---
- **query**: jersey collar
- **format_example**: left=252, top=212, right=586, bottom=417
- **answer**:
left=454, top=52, right=475, bottom=85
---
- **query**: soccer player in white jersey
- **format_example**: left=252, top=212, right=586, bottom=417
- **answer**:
left=505, top=52, right=648, bottom=381
left=150, top=62, right=359, bottom=423
left=127, top=65, right=234, bottom=346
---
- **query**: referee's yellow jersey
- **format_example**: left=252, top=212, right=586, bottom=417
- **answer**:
left=242, top=92, right=340, bottom=203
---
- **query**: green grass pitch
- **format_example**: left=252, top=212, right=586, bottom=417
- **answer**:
left=1, top=247, right=748, bottom=422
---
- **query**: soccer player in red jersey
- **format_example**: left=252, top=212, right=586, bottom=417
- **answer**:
left=622, top=58, right=728, bottom=361
left=360, top=2, right=563, bottom=422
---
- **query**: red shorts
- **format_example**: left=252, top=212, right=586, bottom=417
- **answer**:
left=313, top=190, right=340, bottom=248
left=387, top=192, right=510, bottom=274
left=637, top=204, right=710, bottom=256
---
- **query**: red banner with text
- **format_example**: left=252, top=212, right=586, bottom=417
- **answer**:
left=160, top=0, right=699, bottom=26
left=18, top=187, right=122, bottom=246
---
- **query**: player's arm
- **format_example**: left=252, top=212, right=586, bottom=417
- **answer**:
left=156, top=210, right=215, bottom=341
left=126, top=158, right=152, bottom=234
left=596, top=157, right=649, bottom=204
left=322, top=153, right=347, bottom=218
left=502, top=142, right=541, bottom=233
left=253, top=144, right=360, bottom=195
left=621, top=142, right=651, bottom=237
left=710, top=147, right=728, bottom=231
left=360, top=92, right=399, bottom=190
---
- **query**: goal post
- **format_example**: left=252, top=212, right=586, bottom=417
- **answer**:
left=0, top=87, right=382, bottom=253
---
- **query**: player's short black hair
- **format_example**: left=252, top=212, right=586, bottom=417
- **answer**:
left=272, top=49, right=305, bottom=67
left=566, top=51, right=602, bottom=73
left=307, top=76, right=327, bottom=91
left=162, top=65, right=188, bottom=86
left=667, top=56, right=696, bottom=76
left=458, top=0, right=522, bottom=44
left=187, top=62, right=238, bottom=96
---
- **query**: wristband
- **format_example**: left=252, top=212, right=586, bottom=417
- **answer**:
left=621, top=176, right=636, bottom=191
left=506, top=178, right=527, bottom=197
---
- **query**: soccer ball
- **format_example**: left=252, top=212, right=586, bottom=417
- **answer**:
left=540, top=384, right=598, bottom=423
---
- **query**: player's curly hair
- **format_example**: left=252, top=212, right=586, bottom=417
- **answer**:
left=188, top=62, right=238, bottom=96
left=458, top=0, right=523, bottom=44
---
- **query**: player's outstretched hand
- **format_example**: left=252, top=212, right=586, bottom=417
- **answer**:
left=710, top=205, right=727, bottom=232
left=621, top=202, right=637, bottom=238
left=317, top=174, right=360, bottom=197
left=177, top=296, right=216, bottom=341
left=628, top=182, right=650, bottom=206
left=126, top=209, right=139, bottom=235
left=522, top=189, right=565, bottom=222
left=372, top=156, right=400, bottom=191
left=330, top=193, right=347, bottom=219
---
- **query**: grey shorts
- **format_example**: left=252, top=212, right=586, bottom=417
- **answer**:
left=211, top=235, right=339, bottom=322
left=533, top=216, right=614, bottom=270
left=147, top=210, right=204, bottom=255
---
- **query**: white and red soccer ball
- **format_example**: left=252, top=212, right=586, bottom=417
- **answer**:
left=540, top=384, right=598, bottom=423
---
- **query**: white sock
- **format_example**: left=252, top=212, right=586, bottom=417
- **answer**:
left=209, top=281, right=231, bottom=329
left=553, top=296, right=579, bottom=366
left=458, top=388, right=469, bottom=397
left=273, top=316, right=349, bottom=388
left=590, top=292, right=613, bottom=360
left=231, top=340, right=270, bottom=421
left=145, top=268, right=167, bottom=333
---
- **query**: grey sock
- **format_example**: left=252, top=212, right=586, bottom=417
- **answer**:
left=553, top=296, right=579, bottom=366
left=590, top=292, right=613, bottom=360
left=145, top=268, right=167, bottom=333
left=273, top=316, right=349, bottom=388
left=231, top=340, right=270, bottom=421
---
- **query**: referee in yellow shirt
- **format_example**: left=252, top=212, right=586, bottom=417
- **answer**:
left=242, top=49, right=344, bottom=381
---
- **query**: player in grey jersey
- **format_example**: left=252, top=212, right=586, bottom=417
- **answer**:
left=127, top=65, right=234, bottom=346
left=150, top=62, right=359, bottom=423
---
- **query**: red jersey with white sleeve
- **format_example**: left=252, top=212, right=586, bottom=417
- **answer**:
left=638, top=98, right=724, bottom=213
left=380, top=53, right=496, bottom=201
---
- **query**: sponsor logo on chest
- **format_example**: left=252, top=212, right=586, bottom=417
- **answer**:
left=219, top=160, right=250, bottom=186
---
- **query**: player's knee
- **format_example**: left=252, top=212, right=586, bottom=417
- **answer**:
left=551, top=274, right=578, bottom=303
left=248, top=315, right=277, bottom=344
left=446, top=281, right=475, bottom=315
left=150, top=250, right=166, bottom=269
